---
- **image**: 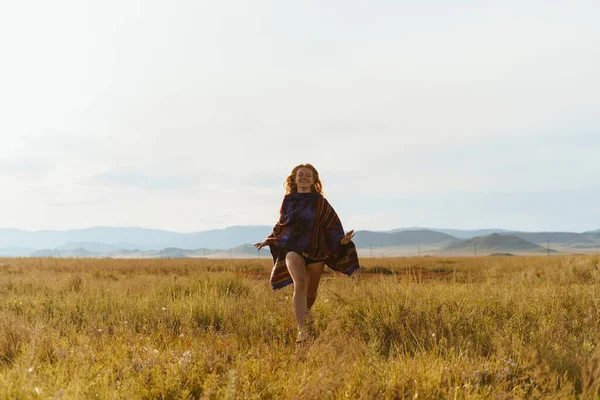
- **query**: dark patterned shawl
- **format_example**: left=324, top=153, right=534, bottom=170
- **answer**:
left=264, top=192, right=360, bottom=290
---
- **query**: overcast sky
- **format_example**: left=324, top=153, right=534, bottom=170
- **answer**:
left=1, top=0, right=599, bottom=233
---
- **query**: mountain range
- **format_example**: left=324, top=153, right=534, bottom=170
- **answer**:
left=0, top=226, right=599, bottom=258
left=439, top=233, right=560, bottom=255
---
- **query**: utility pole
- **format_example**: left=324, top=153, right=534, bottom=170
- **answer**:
left=474, top=242, right=477, bottom=257
left=547, top=240, right=550, bottom=256
left=370, top=244, right=373, bottom=258
left=418, top=244, right=421, bottom=257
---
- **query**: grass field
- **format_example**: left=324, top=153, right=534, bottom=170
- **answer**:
left=1, top=255, right=600, bottom=399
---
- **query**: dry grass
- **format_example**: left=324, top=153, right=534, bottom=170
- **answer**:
left=1, top=255, right=600, bottom=398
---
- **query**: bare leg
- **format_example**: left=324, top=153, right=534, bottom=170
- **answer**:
left=285, top=251, right=308, bottom=337
left=306, top=261, right=325, bottom=309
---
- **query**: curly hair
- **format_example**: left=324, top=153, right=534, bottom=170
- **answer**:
left=284, top=163, right=324, bottom=195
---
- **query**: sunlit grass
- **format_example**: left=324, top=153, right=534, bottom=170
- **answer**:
left=1, top=255, right=600, bottom=398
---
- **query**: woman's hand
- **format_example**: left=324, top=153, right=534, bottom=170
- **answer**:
left=254, top=241, right=269, bottom=250
left=340, top=230, right=355, bottom=245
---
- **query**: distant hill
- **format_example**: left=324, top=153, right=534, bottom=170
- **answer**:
left=163, top=226, right=273, bottom=249
left=439, top=234, right=559, bottom=255
left=113, top=242, right=163, bottom=251
left=69, top=248, right=94, bottom=257
left=505, top=232, right=600, bottom=248
left=386, top=227, right=509, bottom=239
left=354, top=230, right=459, bottom=247
left=30, top=249, right=57, bottom=257
left=57, top=242, right=125, bottom=253
left=158, top=247, right=193, bottom=258
left=0, top=227, right=184, bottom=249
left=0, top=226, right=273, bottom=250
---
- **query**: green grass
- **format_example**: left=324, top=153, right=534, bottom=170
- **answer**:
left=1, top=255, right=600, bottom=398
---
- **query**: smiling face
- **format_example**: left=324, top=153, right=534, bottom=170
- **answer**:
left=284, top=163, right=323, bottom=194
left=295, top=167, right=315, bottom=192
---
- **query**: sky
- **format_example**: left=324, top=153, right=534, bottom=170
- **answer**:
left=1, top=0, right=599, bottom=233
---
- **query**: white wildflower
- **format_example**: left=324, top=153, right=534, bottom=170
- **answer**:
left=162, top=307, right=167, bottom=311
left=28, top=366, right=34, bottom=373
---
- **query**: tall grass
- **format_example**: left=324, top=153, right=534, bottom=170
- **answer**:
left=0, top=255, right=599, bottom=398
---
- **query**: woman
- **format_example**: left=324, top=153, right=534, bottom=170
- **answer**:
left=255, top=163, right=360, bottom=342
